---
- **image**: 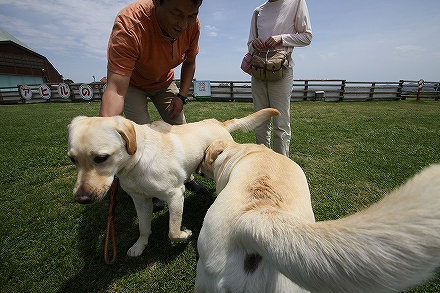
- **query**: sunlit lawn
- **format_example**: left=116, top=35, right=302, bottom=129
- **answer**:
left=1, top=99, right=439, bottom=292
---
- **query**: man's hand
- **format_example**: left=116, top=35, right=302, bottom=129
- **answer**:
left=168, top=97, right=184, bottom=119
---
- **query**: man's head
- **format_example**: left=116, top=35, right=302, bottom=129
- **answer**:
left=155, top=0, right=203, bottom=39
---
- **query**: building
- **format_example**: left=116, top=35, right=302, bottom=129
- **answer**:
left=0, top=27, right=63, bottom=88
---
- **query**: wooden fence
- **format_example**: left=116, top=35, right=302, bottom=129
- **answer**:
left=205, top=80, right=440, bottom=102
left=0, top=79, right=439, bottom=104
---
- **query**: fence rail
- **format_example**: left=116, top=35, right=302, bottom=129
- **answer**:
left=1, top=79, right=438, bottom=104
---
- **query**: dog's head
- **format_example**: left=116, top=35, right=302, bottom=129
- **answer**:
left=67, top=116, right=137, bottom=204
left=198, top=140, right=277, bottom=193
left=196, top=139, right=230, bottom=180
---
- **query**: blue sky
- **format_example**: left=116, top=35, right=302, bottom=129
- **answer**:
left=1, top=0, right=439, bottom=83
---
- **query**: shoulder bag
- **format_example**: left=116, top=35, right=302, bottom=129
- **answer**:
left=240, top=9, right=260, bottom=75
left=251, top=49, right=291, bottom=82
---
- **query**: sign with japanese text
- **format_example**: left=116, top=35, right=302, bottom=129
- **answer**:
left=39, top=84, right=51, bottom=100
left=79, top=84, right=94, bottom=100
left=19, top=85, right=32, bottom=100
left=58, top=83, right=71, bottom=99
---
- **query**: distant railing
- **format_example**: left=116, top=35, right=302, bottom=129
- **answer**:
left=291, top=80, right=440, bottom=102
left=205, top=79, right=440, bottom=102
left=1, top=79, right=438, bottom=104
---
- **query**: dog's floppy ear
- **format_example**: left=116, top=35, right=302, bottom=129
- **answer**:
left=196, top=140, right=227, bottom=176
left=115, top=116, right=137, bottom=155
left=206, top=140, right=227, bottom=164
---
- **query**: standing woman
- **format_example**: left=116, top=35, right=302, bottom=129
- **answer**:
left=247, top=0, right=312, bottom=156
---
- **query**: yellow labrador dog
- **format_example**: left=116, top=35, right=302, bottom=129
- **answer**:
left=195, top=139, right=440, bottom=293
left=67, top=109, right=279, bottom=257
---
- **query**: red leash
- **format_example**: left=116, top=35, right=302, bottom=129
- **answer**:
left=104, top=177, right=119, bottom=265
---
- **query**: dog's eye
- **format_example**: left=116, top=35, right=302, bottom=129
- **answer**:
left=94, top=155, right=110, bottom=164
left=69, top=156, right=77, bottom=164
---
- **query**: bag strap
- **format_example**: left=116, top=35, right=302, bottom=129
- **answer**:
left=265, top=50, right=270, bottom=61
left=254, top=7, right=260, bottom=38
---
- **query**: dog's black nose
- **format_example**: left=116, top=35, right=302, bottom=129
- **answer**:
left=74, top=193, right=94, bottom=204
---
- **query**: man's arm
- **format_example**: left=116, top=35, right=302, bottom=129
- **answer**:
left=168, top=55, right=196, bottom=119
left=179, top=55, right=196, bottom=97
left=99, top=70, right=131, bottom=117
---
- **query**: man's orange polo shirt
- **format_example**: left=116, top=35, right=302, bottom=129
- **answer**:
left=107, top=0, right=200, bottom=90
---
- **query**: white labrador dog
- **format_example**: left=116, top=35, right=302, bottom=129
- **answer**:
left=67, top=109, right=280, bottom=257
left=195, top=139, right=440, bottom=293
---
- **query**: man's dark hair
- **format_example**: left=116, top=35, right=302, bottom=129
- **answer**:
left=159, top=0, right=203, bottom=5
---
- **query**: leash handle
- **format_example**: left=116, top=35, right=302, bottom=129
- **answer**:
left=104, top=177, right=118, bottom=265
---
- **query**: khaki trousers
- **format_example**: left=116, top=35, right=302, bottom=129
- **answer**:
left=251, top=67, right=293, bottom=156
left=124, top=81, right=186, bottom=125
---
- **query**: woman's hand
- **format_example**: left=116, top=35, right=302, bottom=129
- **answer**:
left=265, top=35, right=282, bottom=48
left=252, top=38, right=266, bottom=51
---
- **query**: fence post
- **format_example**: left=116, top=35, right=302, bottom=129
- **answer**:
left=68, top=83, right=75, bottom=101
left=304, top=80, right=309, bottom=100
left=229, top=82, right=234, bottom=100
left=368, top=82, right=375, bottom=100
left=435, top=83, right=440, bottom=101
left=397, top=80, right=404, bottom=100
left=340, top=80, right=346, bottom=101
left=17, top=84, right=25, bottom=103
left=70, top=84, right=77, bottom=101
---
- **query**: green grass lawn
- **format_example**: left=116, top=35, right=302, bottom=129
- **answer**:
left=1, top=99, right=439, bottom=292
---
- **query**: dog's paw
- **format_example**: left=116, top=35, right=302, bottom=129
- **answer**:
left=126, top=237, right=148, bottom=257
left=169, top=229, right=192, bottom=242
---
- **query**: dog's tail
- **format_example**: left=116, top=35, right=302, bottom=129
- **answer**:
left=223, top=108, right=280, bottom=133
left=234, top=164, right=440, bottom=293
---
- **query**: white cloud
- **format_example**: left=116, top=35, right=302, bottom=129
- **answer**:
left=212, top=9, right=225, bottom=20
left=1, top=0, right=439, bottom=83
left=0, top=0, right=125, bottom=59
left=395, top=45, right=425, bottom=53
left=204, top=25, right=218, bottom=37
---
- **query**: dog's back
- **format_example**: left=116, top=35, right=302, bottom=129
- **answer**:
left=196, top=140, right=440, bottom=293
left=235, top=163, right=440, bottom=293
left=195, top=141, right=314, bottom=293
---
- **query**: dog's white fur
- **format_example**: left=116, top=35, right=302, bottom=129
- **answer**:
left=67, top=109, right=280, bottom=257
left=195, top=139, right=440, bottom=293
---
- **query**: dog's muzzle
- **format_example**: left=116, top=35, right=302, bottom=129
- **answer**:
left=73, top=191, right=95, bottom=204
